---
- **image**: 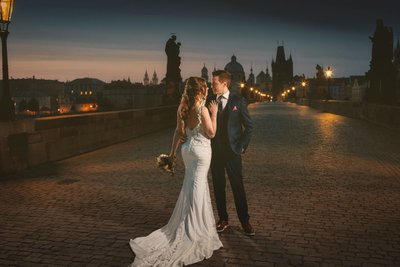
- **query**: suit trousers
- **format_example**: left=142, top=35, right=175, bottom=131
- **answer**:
left=210, top=148, right=250, bottom=224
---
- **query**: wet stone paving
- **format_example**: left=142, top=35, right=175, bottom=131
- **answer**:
left=1, top=102, right=400, bottom=266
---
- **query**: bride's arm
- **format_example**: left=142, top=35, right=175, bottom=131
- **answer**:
left=201, top=100, right=218, bottom=138
left=169, top=109, right=185, bottom=158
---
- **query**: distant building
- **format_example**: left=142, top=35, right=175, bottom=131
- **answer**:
left=247, top=65, right=255, bottom=86
left=201, top=64, right=213, bottom=95
left=328, top=77, right=351, bottom=100
left=58, top=103, right=98, bottom=114
left=329, top=76, right=368, bottom=101
left=308, top=74, right=362, bottom=101
left=102, top=80, right=166, bottom=110
left=14, top=91, right=53, bottom=115
left=143, top=70, right=159, bottom=86
left=224, top=55, right=245, bottom=94
left=272, top=45, right=293, bottom=99
left=7, top=77, right=64, bottom=114
left=256, top=66, right=272, bottom=93
left=201, top=64, right=209, bottom=83
left=143, top=70, right=150, bottom=85
left=256, top=70, right=266, bottom=87
left=151, top=70, right=159, bottom=85
left=65, top=77, right=106, bottom=104
left=350, top=76, right=368, bottom=101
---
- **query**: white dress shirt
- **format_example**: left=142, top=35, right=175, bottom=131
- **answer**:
left=218, top=90, right=230, bottom=110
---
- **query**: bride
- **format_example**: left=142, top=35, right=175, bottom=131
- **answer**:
left=129, top=77, right=223, bottom=266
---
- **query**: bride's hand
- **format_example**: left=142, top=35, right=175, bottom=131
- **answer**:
left=208, top=100, right=218, bottom=117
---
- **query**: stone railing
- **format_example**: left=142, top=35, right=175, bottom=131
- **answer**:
left=294, top=99, right=400, bottom=131
left=0, top=105, right=177, bottom=176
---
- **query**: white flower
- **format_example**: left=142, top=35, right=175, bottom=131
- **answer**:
left=156, top=154, right=176, bottom=176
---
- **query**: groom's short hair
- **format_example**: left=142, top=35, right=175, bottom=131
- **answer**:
left=212, top=70, right=231, bottom=88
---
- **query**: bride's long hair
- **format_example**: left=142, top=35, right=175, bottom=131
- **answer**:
left=178, top=77, right=208, bottom=132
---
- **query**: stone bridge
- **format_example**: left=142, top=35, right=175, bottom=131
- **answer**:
left=1, top=102, right=400, bottom=266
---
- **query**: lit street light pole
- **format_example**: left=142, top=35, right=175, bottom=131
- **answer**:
left=291, top=86, right=296, bottom=99
left=301, top=81, right=307, bottom=98
left=240, top=82, right=250, bottom=103
left=325, top=66, right=333, bottom=101
left=0, top=0, right=15, bottom=122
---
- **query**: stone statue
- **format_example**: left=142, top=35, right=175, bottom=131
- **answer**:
left=165, top=35, right=182, bottom=103
left=365, top=18, right=397, bottom=104
left=316, top=64, right=324, bottom=80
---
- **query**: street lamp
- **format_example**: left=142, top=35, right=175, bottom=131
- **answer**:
left=0, top=0, right=15, bottom=122
left=325, top=66, right=333, bottom=100
left=239, top=82, right=248, bottom=100
left=301, top=81, right=307, bottom=98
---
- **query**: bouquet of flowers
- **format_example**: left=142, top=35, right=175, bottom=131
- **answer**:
left=156, top=154, right=176, bottom=176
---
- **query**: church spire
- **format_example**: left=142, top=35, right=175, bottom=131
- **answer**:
left=151, top=70, right=158, bottom=85
left=143, top=69, right=150, bottom=85
left=247, top=61, right=255, bottom=86
left=201, top=63, right=209, bottom=82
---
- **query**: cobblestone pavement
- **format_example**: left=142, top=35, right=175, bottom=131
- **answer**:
left=1, top=102, right=400, bottom=267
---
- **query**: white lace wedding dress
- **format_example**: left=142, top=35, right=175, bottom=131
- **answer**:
left=129, top=106, right=223, bottom=267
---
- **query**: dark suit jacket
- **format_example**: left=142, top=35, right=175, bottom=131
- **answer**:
left=208, top=93, right=253, bottom=155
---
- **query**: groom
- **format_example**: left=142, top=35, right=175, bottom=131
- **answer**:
left=209, top=70, right=255, bottom=236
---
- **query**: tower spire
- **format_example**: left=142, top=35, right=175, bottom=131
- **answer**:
left=151, top=70, right=158, bottom=85
left=143, top=69, right=150, bottom=85
left=201, top=63, right=209, bottom=82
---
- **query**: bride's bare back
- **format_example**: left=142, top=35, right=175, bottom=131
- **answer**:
left=185, top=106, right=202, bottom=130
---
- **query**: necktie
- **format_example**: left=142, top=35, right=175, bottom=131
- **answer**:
left=217, top=95, right=223, bottom=113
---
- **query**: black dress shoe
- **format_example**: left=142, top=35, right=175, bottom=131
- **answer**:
left=242, top=222, right=255, bottom=236
left=216, top=220, right=229, bottom=233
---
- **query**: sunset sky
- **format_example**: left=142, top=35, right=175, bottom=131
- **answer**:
left=7, top=0, right=400, bottom=82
